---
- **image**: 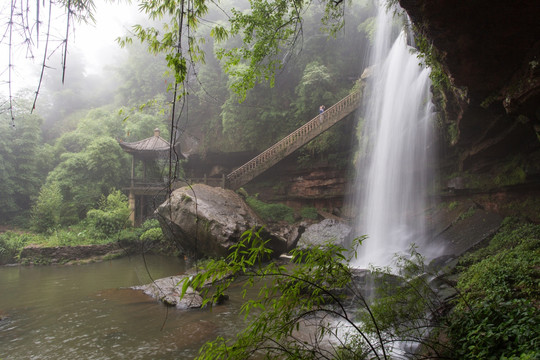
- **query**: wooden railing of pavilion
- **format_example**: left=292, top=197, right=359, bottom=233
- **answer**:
left=225, top=90, right=361, bottom=190
left=128, top=175, right=226, bottom=194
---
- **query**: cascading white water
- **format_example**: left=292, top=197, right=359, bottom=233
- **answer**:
left=352, top=3, right=435, bottom=268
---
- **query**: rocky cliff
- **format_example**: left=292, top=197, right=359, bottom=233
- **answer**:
left=398, top=0, right=540, bottom=220
left=399, top=0, right=540, bottom=168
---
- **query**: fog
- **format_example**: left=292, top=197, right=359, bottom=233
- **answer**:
left=0, top=0, right=143, bottom=104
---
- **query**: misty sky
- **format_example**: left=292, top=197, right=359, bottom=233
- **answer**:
left=0, top=0, right=143, bottom=99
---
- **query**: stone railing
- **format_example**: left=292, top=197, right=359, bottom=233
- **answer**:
left=226, top=91, right=361, bottom=190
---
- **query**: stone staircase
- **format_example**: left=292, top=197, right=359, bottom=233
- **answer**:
left=226, top=90, right=361, bottom=190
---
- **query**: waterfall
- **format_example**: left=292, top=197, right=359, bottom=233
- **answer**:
left=352, top=3, right=435, bottom=268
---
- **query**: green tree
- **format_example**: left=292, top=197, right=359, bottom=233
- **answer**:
left=31, top=182, right=63, bottom=233
left=46, top=136, right=129, bottom=223
left=220, top=71, right=292, bottom=152
left=0, top=96, right=46, bottom=223
left=114, top=42, right=172, bottom=106
left=292, top=61, right=335, bottom=121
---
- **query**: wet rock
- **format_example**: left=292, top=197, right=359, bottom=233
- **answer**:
left=156, top=184, right=288, bottom=259
left=133, top=275, right=203, bottom=309
left=427, top=201, right=503, bottom=257
left=267, top=222, right=306, bottom=252
left=296, top=219, right=352, bottom=250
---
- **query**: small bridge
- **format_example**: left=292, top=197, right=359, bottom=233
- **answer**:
left=225, top=90, right=361, bottom=190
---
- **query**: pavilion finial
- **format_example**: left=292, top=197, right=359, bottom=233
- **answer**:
left=154, top=128, right=160, bottom=137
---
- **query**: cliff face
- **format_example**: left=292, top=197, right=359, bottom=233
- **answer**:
left=400, top=0, right=539, bottom=102
left=244, top=152, right=352, bottom=214
left=398, top=0, right=540, bottom=220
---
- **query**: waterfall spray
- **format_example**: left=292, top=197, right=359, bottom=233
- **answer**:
left=352, top=3, right=435, bottom=268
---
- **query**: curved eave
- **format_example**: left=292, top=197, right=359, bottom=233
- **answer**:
left=118, top=138, right=184, bottom=160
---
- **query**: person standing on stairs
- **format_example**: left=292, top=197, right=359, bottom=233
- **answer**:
left=319, top=105, right=325, bottom=124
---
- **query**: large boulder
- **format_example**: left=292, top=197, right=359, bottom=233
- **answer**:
left=156, top=184, right=288, bottom=259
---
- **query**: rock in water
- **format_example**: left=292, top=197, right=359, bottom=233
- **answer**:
left=132, top=275, right=203, bottom=309
left=296, top=219, right=352, bottom=250
left=156, top=184, right=288, bottom=258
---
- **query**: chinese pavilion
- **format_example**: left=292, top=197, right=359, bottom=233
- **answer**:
left=118, top=128, right=183, bottom=225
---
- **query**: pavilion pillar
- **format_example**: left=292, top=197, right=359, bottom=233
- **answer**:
left=128, top=190, right=136, bottom=226
left=130, top=156, right=135, bottom=187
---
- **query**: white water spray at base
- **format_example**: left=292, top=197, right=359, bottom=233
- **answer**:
left=352, top=5, right=435, bottom=269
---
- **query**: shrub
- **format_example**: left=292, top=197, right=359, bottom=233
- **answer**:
left=0, top=232, right=27, bottom=263
left=0, top=231, right=46, bottom=263
left=31, top=182, right=63, bottom=233
left=117, top=228, right=143, bottom=243
left=449, top=299, right=540, bottom=359
left=447, top=201, right=458, bottom=211
left=140, top=227, right=164, bottom=242
left=86, top=190, right=131, bottom=237
left=141, top=218, right=161, bottom=232
left=47, top=228, right=83, bottom=246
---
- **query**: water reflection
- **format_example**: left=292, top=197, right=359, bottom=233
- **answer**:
left=0, top=255, right=247, bottom=359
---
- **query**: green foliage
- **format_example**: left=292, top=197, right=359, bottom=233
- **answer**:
left=141, top=218, right=161, bottom=232
left=246, top=196, right=294, bottom=223
left=181, top=221, right=540, bottom=359
left=358, top=16, right=376, bottom=44
left=46, top=133, right=129, bottom=221
left=86, top=190, right=131, bottom=237
left=300, top=206, right=319, bottom=220
left=140, top=227, right=165, bottom=243
left=0, top=231, right=35, bottom=263
left=458, top=218, right=540, bottom=267
left=31, top=182, right=64, bottom=233
left=117, top=227, right=144, bottom=243
left=114, top=42, right=172, bottom=106
left=449, top=220, right=540, bottom=359
left=0, top=103, right=46, bottom=223
left=447, top=123, right=458, bottom=145
left=361, top=247, right=451, bottom=357
left=292, top=61, right=334, bottom=119
left=449, top=299, right=540, bottom=360
left=180, top=229, right=379, bottom=360
left=413, top=31, right=450, bottom=92
left=493, top=158, right=527, bottom=186
left=447, top=201, right=459, bottom=211
left=458, top=206, right=476, bottom=221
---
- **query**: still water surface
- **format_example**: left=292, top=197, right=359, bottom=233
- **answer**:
left=0, top=255, right=247, bottom=359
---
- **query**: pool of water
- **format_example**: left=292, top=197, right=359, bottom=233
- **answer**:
left=0, top=255, right=248, bottom=359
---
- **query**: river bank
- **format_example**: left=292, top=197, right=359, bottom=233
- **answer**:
left=0, top=239, right=174, bottom=266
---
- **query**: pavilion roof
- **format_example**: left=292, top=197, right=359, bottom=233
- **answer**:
left=118, top=128, right=183, bottom=159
